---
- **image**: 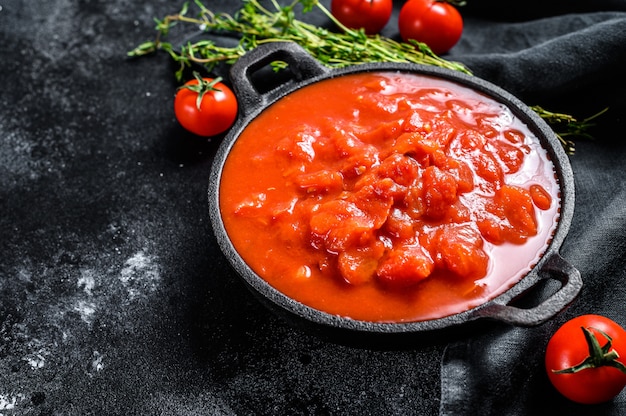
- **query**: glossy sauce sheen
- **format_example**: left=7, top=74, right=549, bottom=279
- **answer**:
left=220, top=72, right=560, bottom=323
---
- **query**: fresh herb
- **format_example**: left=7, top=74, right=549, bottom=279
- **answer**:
left=128, top=0, right=471, bottom=80
left=129, top=0, right=605, bottom=153
left=178, top=72, right=224, bottom=110
left=530, top=106, right=608, bottom=154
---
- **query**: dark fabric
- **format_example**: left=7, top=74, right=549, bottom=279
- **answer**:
left=460, top=0, right=626, bottom=21
left=439, top=138, right=626, bottom=415
left=441, top=3, right=626, bottom=416
left=454, top=13, right=626, bottom=104
left=1, top=0, right=626, bottom=415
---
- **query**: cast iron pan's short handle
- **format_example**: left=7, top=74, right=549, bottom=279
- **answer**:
left=229, top=42, right=329, bottom=117
left=471, top=253, right=582, bottom=326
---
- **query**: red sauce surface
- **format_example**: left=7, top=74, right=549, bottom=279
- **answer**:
left=219, top=72, right=560, bottom=323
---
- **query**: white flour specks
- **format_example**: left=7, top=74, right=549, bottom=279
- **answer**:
left=17, top=266, right=32, bottom=284
left=73, top=269, right=97, bottom=325
left=22, top=344, right=49, bottom=370
left=119, top=251, right=161, bottom=300
left=24, top=353, right=45, bottom=369
left=73, top=300, right=96, bottom=325
left=77, top=269, right=95, bottom=295
left=87, top=351, right=105, bottom=378
left=0, top=393, right=25, bottom=414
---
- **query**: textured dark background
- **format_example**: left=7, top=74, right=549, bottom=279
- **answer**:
left=1, top=1, right=625, bottom=415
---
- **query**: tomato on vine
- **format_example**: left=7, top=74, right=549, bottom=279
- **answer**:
left=331, top=0, right=393, bottom=34
left=399, top=0, right=464, bottom=55
left=545, top=314, right=626, bottom=404
left=174, top=72, right=238, bottom=137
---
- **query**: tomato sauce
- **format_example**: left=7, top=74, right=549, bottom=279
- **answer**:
left=219, top=72, right=560, bottom=323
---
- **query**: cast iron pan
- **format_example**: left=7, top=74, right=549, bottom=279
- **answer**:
left=208, top=42, right=582, bottom=340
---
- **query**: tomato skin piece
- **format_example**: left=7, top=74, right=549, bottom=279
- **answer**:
left=331, top=0, right=393, bottom=34
left=530, top=184, right=552, bottom=210
left=545, top=315, right=626, bottom=404
left=174, top=77, right=238, bottom=137
left=398, top=0, right=464, bottom=55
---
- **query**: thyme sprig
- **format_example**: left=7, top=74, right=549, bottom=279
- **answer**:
left=128, top=0, right=471, bottom=80
left=531, top=106, right=608, bottom=154
left=129, top=0, right=606, bottom=153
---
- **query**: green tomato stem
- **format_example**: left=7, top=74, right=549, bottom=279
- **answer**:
left=552, top=326, right=626, bottom=375
left=178, top=72, right=223, bottom=110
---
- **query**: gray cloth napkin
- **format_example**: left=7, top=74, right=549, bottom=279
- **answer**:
left=441, top=4, right=626, bottom=414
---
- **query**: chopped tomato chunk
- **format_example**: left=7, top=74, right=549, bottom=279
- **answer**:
left=310, top=184, right=393, bottom=252
left=338, top=243, right=386, bottom=285
left=492, top=139, right=525, bottom=174
left=479, top=185, right=538, bottom=244
left=294, top=170, right=344, bottom=193
left=433, top=224, right=489, bottom=279
left=530, top=184, right=552, bottom=210
left=377, top=243, right=435, bottom=286
left=422, top=166, right=458, bottom=220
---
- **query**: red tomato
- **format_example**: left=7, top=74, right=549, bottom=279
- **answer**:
left=174, top=74, right=238, bottom=137
left=545, top=314, right=626, bottom=404
left=398, top=0, right=463, bottom=55
left=331, top=0, right=393, bottom=34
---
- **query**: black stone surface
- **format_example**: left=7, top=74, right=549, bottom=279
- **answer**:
left=1, top=1, right=626, bottom=415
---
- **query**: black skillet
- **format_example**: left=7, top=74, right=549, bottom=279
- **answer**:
left=208, top=42, right=582, bottom=341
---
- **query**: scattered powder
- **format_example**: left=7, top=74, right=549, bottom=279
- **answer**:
left=0, top=393, right=25, bottom=414
left=77, top=269, right=95, bottom=295
left=23, top=353, right=46, bottom=369
left=119, top=251, right=160, bottom=300
left=88, top=351, right=105, bottom=377
left=73, top=300, right=96, bottom=325
left=73, top=269, right=97, bottom=324
left=21, top=341, right=50, bottom=370
left=4, top=248, right=162, bottom=405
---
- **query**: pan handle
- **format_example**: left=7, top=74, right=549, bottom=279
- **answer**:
left=229, top=42, right=329, bottom=117
left=470, top=253, right=582, bottom=326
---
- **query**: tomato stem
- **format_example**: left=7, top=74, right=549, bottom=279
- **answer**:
left=178, top=71, right=223, bottom=110
left=553, top=326, right=626, bottom=374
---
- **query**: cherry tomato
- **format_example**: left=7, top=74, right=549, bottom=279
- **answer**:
left=331, top=0, right=393, bottom=34
left=545, top=314, right=626, bottom=404
left=174, top=73, right=238, bottom=137
left=398, top=0, right=463, bottom=55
